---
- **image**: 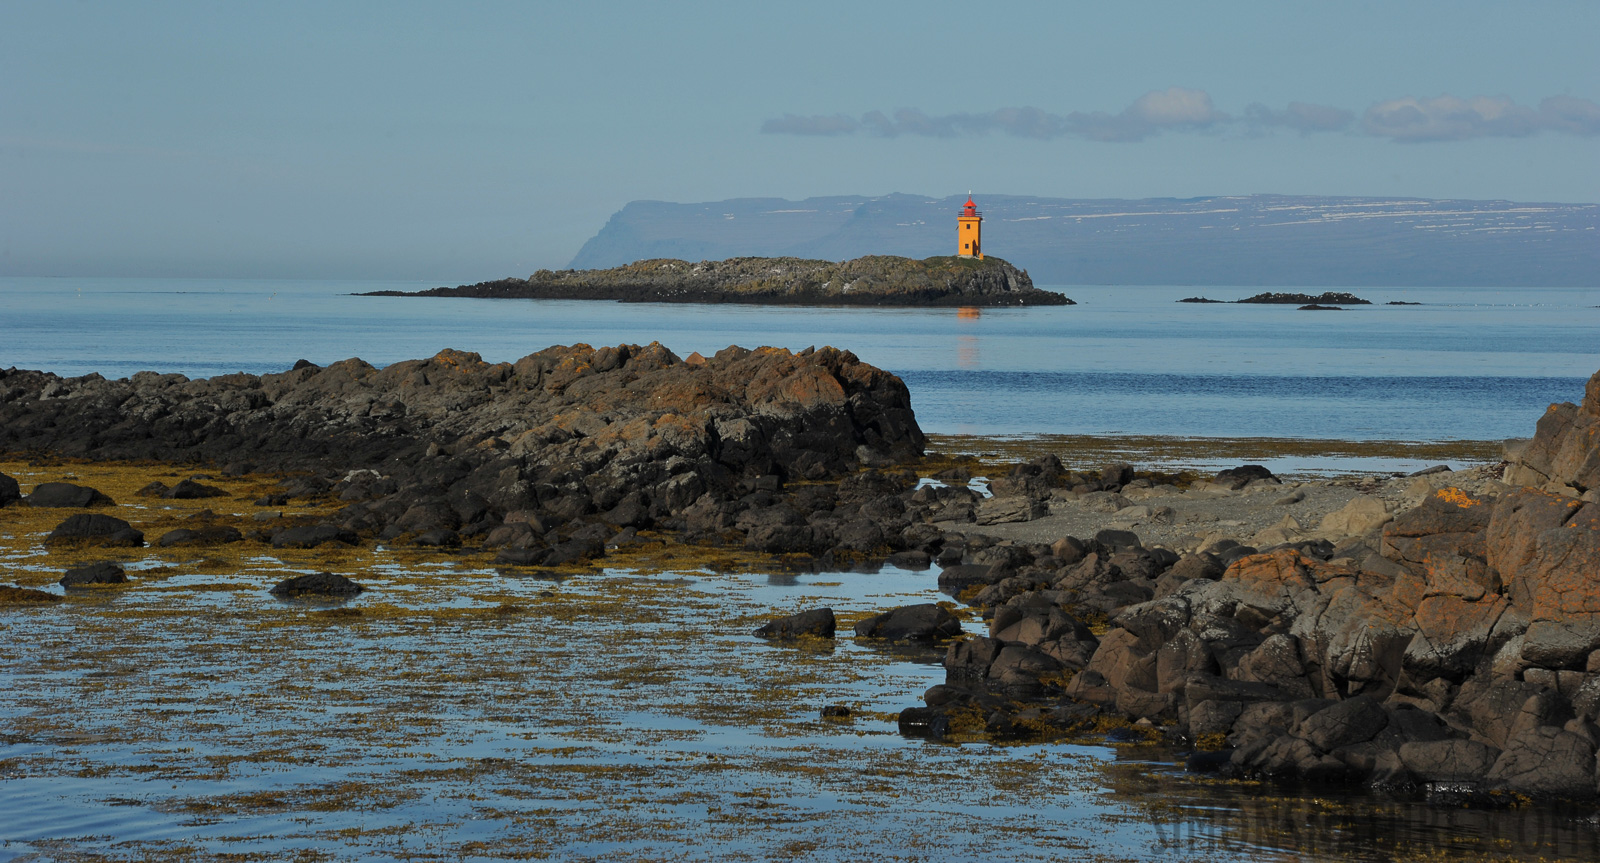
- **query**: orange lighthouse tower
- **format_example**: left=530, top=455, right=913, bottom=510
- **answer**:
left=957, top=194, right=983, bottom=259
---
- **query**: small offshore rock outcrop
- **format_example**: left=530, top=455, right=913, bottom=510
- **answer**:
left=1237, top=291, right=1371, bottom=305
left=1178, top=292, right=1373, bottom=305
left=360, top=255, right=1073, bottom=307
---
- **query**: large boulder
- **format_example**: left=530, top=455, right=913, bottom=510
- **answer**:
left=0, top=472, right=20, bottom=507
left=1488, top=492, right=1600, bottom=667
left=1486, top=725, right=1597, bottom=798
left=60, top=562, right=128, bottom=588
left=1397, top=739, right=1500, bottom=784
left=854, top=604, right=963, bottom=642
left=44, top=514, right=144, bottom=547
left=1319, top=496, right=1392, bottom=537
left=1507, top=368, right=1600, bottom=492
left=27, top=482, right=114, bottom=508
left=1380, top=488, right=1490, bottom=571
left=158, top=525, right=244, bottom=547
left=975, top=496, right=1047, bottom=525
left=755, top=607, right=836, bottom=639
left=269, top=571, right=365, bottom=598
left=270, top=524, right=358, bottom=549
left=163, top=478, right=228, bottom=499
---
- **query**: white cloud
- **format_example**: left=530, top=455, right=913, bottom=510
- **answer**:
left=1131, top=87, right=1226, bottom=126
left=1363, top=95, right=1542, bottom=141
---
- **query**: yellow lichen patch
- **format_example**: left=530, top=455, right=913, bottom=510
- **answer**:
left=1433, top=486, right=1482, bottom=508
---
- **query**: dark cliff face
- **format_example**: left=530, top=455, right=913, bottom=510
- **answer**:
left=0, top=343, right=925, bottom=521
left=363, top=255, right=1073, bottom=307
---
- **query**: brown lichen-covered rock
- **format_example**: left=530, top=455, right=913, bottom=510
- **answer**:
left=1488, top=492, right=1600, bottom=667
left=1508, top=368, right=1600, bottom=492
left=1380, top=487, right=1490, bottom=571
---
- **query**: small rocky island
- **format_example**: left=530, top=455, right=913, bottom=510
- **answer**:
left=361, top=255, right=1072, bottom=307
left=1179, top=291, right=1372, bottom=305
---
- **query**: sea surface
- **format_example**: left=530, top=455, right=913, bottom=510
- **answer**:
left=2, top=278, right=1596, bottom=443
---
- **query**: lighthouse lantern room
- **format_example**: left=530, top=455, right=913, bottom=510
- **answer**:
left=957, top=195, right=983, bottom=259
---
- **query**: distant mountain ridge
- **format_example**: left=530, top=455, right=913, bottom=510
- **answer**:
left=571, top=193, right=1600, bottom=286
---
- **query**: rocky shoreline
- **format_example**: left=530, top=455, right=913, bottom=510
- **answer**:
left=358, top=255, right=1073, bottom=307
left=3, top=347, right=1599, bottom=802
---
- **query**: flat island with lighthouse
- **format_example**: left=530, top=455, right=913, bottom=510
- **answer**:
left=362, top=196, right=1074, bottom=307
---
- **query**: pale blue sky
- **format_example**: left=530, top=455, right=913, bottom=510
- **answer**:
left=2, top=1, right=1595, bottom=279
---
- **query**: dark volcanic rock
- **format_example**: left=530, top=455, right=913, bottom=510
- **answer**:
left=1236, top=292, right=1371, bottom=305
left=269, top=571, right=366, bottom=598
left=163, top=479, right=228, bottom=499
left=886, top=380, right=1600, bottom=799
left=158, top=525, right=244, bottom=547
left=361, top=255, right=1073, bottom=308
left=60, top=562, right=128, bottom=588
left=755, top=607, right=836, bottom=639
left=27, top=482, right=114, bottom=508
left=854, top=604, right=963, bottom=642
left=271, top=524, right=358, bottom=549
left=0, top=472, right=20, bottom=507
left=0, top=345, right=926, bottom=539
left=44, top=514, right=144, bottom=547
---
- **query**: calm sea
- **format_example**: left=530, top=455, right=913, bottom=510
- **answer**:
left=2, top=278, right=1595, bottom=441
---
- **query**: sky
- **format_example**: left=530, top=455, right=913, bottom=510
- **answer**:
left=1, top=1, right=1596, bottom=280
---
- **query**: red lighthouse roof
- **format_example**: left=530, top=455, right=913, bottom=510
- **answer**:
left=961, top=196, right=978, bottom=217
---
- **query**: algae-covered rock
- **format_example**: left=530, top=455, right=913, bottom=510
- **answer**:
left=755, top=607, right=836, bottom=639
left=44, top=513, right=144, bottom=547
left=28, top=482, right=114, bottom=508
left=269, top=571, right=365, bottom=598
left=60, top=562, right=128, bottom=588
left=0, top=585, right=62, bottom=604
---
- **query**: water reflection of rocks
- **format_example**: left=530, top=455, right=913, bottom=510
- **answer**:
left=1107, top=761, right=1600, bottom=861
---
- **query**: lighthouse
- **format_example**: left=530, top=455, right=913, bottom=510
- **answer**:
left=957, top=195, right=983, bottom=259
